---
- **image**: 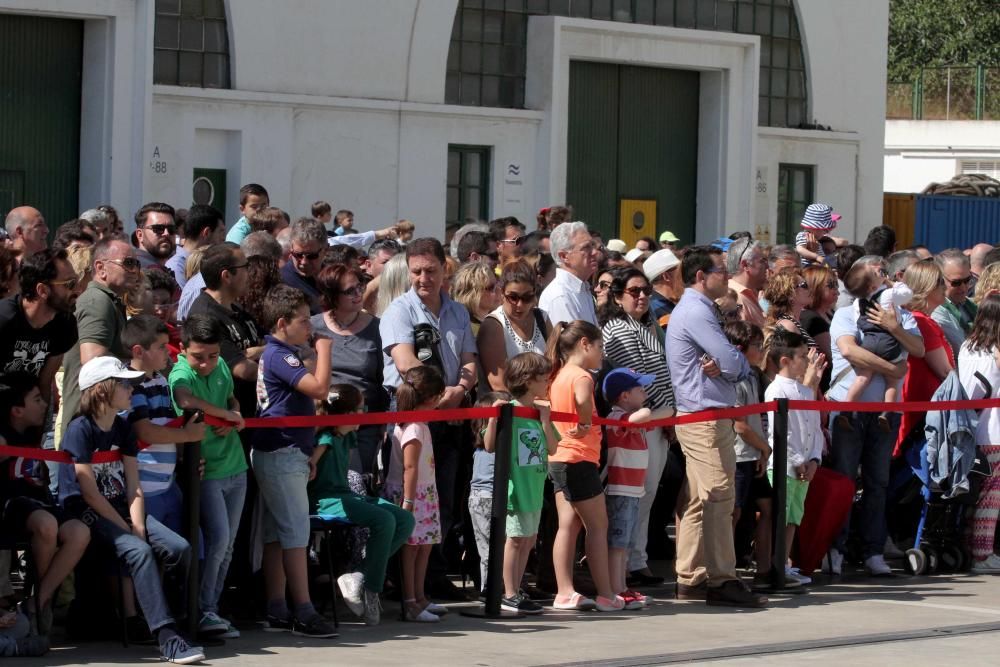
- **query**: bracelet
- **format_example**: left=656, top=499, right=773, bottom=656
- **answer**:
left=402, top=498, right=415, bottom=506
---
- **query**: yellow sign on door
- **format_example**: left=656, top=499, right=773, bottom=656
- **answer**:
left=618, top=199, right=657, bottom=249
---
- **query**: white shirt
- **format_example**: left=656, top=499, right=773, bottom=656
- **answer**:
left=539, top=268, right=597, bottom=327
left=765, top=374, right=823, bottom=478
left=957, top=342, right=1000, bottom=446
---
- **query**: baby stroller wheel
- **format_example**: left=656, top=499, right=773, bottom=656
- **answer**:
left=941, top=546, right=964, bottom=573
left=925, top=546, right=940, bottom=574
left=905, top=548, right=927, bottom=575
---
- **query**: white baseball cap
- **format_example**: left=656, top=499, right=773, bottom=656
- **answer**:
left=606, top=239, right=627, bottom=253
left=643, top=248, right=680, bottom=282
left=79, top=356, right=144, bottom=391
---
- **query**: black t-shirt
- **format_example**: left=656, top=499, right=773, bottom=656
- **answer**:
left=0, top=295, right=77, bottom=376
left=280, top=262, right=323, bottom=315
left=58, top=414, right=138, bottom=517
left=188, top=291, right=263, bottom=414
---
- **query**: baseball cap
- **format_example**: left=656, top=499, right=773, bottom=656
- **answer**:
left=606, top=239, right=627, bottom=253
left=643, top=248, right=680, bottom=282
left=79, top=356, right=144, bottom=391
left=659, top=230, right=680, bottom=244
left=712, top=237, right=734, bottom=252
left=602, top=368, right=655, bottom=404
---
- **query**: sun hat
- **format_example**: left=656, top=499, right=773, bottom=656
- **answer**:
left=801, top=203, right=837, bottom=232
left=606, top=239, right=627, bottom=253
left=642, top=248, right=680, bottom=282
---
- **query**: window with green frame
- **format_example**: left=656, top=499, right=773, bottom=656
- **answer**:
left=776, top=163, right=813, bottom=245
left=447, top=145, right=491, bottom=232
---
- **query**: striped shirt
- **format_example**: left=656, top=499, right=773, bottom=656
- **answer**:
left=602, top=314, right=675, bottom=410
left=605, top=407, right=648, bottom=498
left=128, top=372, right=177, bottom=497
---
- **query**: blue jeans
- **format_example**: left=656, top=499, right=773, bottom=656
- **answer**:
left=144, top=482, right=184, bottom=535
left=252, top=448, right=311, bottom=549
left=89, top=513, right=191, bottom=632
left=200, top=472, right=247, bottom=613
left=829, top=411, right=895, bottom=559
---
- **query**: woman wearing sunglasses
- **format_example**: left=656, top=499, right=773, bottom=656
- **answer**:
left=598, top=267, right=675, bottom=585
left=477, top=260, right=551, bottom=393
left=800, top=265, right=840, bottom=392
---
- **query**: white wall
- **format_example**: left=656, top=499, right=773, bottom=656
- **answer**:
left=884, top=120, right=1000, bottom=193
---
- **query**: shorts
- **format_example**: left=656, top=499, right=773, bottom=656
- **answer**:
left=734, top=461, right=773, bottom=509
left=251, top=447, right=311, bottom=549
left=506, top=509, right=542, bottom=538
left=767, top=470, right=809, bottom=526
left=1, top=495, right=65, bottom=535
left=606, top=495, right=639, bottom=549
left=548, top=461, right=603, bottom=502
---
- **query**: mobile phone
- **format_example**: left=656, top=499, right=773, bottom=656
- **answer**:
left=701, top=353, right=714, bottom=365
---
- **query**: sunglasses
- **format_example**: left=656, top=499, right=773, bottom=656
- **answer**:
left=291, top=250, right=322, bottom=261
left=106, top=257, right=142, bottom=272
left=499, top=236, right=523, bottom=245
left=341, top=284, right=364, bottom=298
left=622, top=285, right=653, bottom=298
left=504, top=291, right=536, bottom=305
left=144, top=224, right=176, bottom=236
left=594, top=280, right=612, bottom=291
left=948, top=276, right=973, bottom=287
left=49, top=277, right=79, bottom=291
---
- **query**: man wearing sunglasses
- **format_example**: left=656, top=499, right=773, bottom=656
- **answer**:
left=0, top=249, right=79, bottom=403
left=456, top=231, right=500, bottom=271
left=932, top=249, right=978, bottom=358
left=489, top=216, right=526, bottom=263
left=281, top=218, right=328, bottom=315
left=61, top=238, right=140, bottom=433
left=133, top=202, right=177, bottom=270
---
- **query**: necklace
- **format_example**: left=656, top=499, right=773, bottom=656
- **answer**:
left=331, top=311, right=361, bottom=330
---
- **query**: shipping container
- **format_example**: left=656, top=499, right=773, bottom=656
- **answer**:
left=883, top=193, right=916, bottom=250
left=914, top=195, right=1000, bottom=253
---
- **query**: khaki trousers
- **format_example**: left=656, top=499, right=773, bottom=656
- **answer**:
left=673, top=416, right=738, bottom=587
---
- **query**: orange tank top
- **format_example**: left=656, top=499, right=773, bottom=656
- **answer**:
left=548, top=365, right=602, bottom=465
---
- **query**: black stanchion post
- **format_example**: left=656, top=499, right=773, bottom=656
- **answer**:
left=185, top=440, right=201, bottom=638
left=770, top=398, right=788, bottom=590
left=462, top=403, right=523, bottom=618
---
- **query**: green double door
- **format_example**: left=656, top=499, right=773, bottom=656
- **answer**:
left=0, top=14, right=83, bottom=232
left=566, top=62, right=699, bottom=245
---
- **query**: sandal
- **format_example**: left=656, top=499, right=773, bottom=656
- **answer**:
left=552, top=592, right=597, bottom=611
left=404, top=601, right=440, bottom=623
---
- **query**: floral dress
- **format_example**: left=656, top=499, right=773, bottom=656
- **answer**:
left=383, top=422, right=441, bottom=545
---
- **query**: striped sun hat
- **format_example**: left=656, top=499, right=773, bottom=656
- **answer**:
left=801, top=203, right=837, bottom=232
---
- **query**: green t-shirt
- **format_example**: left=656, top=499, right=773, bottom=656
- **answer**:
left=308, top=430, right=356, bottom=509
left=508, top=406, right=548, bottom=513
left=168, top=354, right=247, bottom=480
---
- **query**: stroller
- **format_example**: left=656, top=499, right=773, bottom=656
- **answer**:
left=890, top=371, right=993, bottom=575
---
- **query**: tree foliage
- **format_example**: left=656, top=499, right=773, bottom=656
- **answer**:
left=889, top=0, right=1000, bottom=81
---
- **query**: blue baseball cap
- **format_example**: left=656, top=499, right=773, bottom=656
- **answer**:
left=602, top=368, right=655, bottom=403
left=712, top=237, right=734, bottom=252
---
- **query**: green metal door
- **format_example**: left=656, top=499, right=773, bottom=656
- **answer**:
left=566, top=62, right=699, bottom=244
left=193, top=168, right=227, bottom=214
left=0, top=14, right=83, bottom=232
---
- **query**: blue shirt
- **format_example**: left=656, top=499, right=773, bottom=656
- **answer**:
left=665, top=288, right=750, bottom=413
left=59, top=414, right=138, bottom=515
left=225, top=216, right=251, bottom=244
left=178, top=272, right=205, bottom=322
left=649, top=291, right=675, bottom=322
left=280, top=261, right=323, bottom=315
left=164, top=246, right=191, bottom=289
left=251, top=335, right=315, bottom=455
left=379, top=287, right=477, bottom=390
left=128, top=372, right=177, bottom=497
left=827, top=300, right=920, bottom=403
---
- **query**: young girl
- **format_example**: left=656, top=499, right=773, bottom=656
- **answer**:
left=308, top=384, right=415, bottom=626
left=468, top=391, right=512, bottom=598
left=546, top=321, right=624, bottom=612
left=382, top=366, right=446, bottom=623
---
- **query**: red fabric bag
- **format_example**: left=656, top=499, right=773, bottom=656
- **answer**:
left=794, top=466, right=855, bottom=575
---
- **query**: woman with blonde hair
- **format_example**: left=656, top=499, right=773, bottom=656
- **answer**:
left=763, top=267, right=815, bottom=346
left=974, top=262, right=1000, bottom=304
left=375, top=253, right=409, bottom=317
left=450, top=261, right=502, bottom=335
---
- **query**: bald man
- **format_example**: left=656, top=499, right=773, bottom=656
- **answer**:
left=4, top=206, right=48, bottom=258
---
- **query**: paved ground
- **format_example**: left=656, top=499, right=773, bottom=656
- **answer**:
left=28, top=567, right=1000, bottom=666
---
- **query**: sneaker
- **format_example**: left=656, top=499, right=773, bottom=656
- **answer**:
left=423, top=601, right=448, bottom=615
left=706, top=580, right=768, bottom=608
left=218, top=622, right=241, bottom=639
left=674, top=581, right=708, bottom=601
left=362, top=589, right=382, bottom=626
left=501, top=593, right=544, bottom=615
left=337, top=571, right=365, bottom=617
left=552, top=592, right=597, bottom=610
left=404, top=604, right=440, bottom=623
left=865, top=554, right=893, bottom=577
left=198, top=611, right=229, bottom=635
left=619, top=591, right=645, bottom=610
left=595, top=595, right=625, bottom=612
left=14, top=635, right=49, bottom=657
left=970, top=553, right=1000, bottom=574
left=785, top=567, right=812, bottom=585
left=263, top=614, right=293, bottom=632
left=292, top=615, right=338, bottom=638
left=160, top=636, right=206, bottom=665
left=822, top=549, right=844, bottom=576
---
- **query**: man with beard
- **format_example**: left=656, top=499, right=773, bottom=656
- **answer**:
left=0, top=249, right=79, bottom=401
left=132, top=202, right=177, bottom=269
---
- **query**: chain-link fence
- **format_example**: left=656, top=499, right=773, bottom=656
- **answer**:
left=888, top=66, right=1000, bottom=120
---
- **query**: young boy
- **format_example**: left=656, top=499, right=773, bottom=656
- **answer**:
left=311, top=201, right=333, bottom=230
left=59, top=356, right=204, bottom=665
left=601, top=368, right=674, bottom=609
left=168, top=314, right=248, bottom=638
left=249, top=285, right=335, bottom=638
left=144, top=268, right=182, bottom=361
left=225, top=183, right=270, bottom=244
left=796, top=203, right=839, bottom=267
left=483, top=353, right=559, bottom=615
left=763, top=330, right=826, bottom=585
left=724, top=321, right=776, bottom=588
left=395, top=219, right=415, bottom=245
left=124, top=315, right=206, bottom=534
left=0, top=373, right=90, bottom=637
left=333, top=209, right=354, bottom=237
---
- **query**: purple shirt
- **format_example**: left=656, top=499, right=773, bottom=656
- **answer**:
left=251, top=335, right=315, bottom=455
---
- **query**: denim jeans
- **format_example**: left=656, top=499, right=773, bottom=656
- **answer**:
left=829, top=411, right=895, bottom=559
left=144, top=482, right=184, bottom=535
left=200, top=472, right=247, bottom=613
left=89, top=513, right=191, bottom=632
left=252, top=447, right=311, bottom=548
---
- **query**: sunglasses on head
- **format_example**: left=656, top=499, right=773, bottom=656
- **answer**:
left=948, top=276, right=973, bottom=287
left=291, top=250, right=321, bottom=261
left=504, top=290, right=536, bottom=305
left=145, top=223, right=176, bottom=236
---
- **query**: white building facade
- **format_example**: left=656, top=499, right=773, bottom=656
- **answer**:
left=0, top=0, right=889, bottom=245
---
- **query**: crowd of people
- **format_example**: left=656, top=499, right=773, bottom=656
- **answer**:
left=1, top=191, right=999, bottom=662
